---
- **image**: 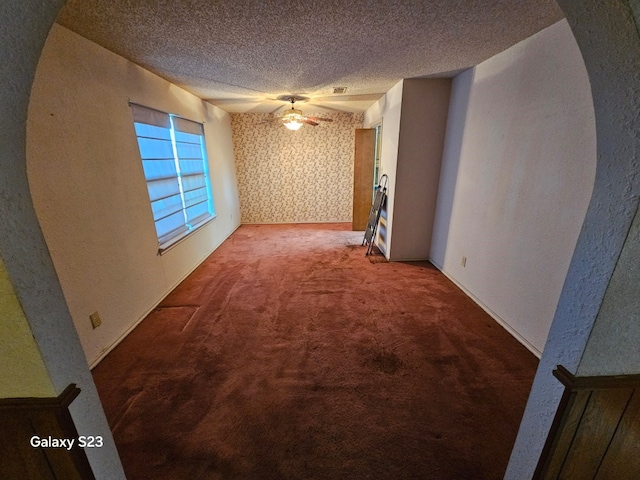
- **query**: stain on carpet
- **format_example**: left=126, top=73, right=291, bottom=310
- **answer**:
left=371, top=349, right=404, bottom=374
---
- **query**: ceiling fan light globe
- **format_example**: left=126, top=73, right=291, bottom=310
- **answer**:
left=284, top=120, right=303, bottom=131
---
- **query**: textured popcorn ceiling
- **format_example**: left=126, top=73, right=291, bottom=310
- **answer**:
left=56, top=0, right=564, bottom=114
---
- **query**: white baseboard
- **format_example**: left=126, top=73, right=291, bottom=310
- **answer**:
left=89, top=222, right=241, bottom=369
left=429, top=259, right=542, bottom=359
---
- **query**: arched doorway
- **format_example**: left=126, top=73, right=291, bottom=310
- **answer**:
left=0, top=1, right=125, bottom=477
left=506, top=0, right=640, bottom=477
left=1, top=1, right=638, bottom=477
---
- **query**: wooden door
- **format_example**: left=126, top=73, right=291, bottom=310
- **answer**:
left=352, top=128, right=376, bottom=231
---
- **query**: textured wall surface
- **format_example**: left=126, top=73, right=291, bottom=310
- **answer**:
left=506, top=1, right=640, bottom=478
left=431, top=20, right=596, bottom=355
left=27, top=24, right=241, bottom=366
left=579, top=205, right=640, bottom=375
left=0, top=1, right=125, bottom=477
left=576, top=0, right=640, bottom=377
left=231, top=112, right=361, bottom=223
left=0, top=257, right=55, bottom=398
left=390, top=78, right=451, bottom=260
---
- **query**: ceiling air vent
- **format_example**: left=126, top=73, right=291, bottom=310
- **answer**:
left=333, top=87, right=347, bottom=94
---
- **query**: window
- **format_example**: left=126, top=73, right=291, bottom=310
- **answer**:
left=130, top=103, right=215, bottom=251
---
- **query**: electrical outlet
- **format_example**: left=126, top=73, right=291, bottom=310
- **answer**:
left=89, top=311, right=102, bottom=329
left=461, top=256, right=467, bottom=267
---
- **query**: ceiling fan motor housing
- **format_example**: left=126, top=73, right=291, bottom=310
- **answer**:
left=284, top=108, right=303, bottom=119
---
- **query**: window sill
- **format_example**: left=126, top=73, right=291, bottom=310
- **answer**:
left=157, top=214, right=216, bottom=255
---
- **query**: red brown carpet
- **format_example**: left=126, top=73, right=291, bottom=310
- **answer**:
left=92, top=223, right=538, bottom=479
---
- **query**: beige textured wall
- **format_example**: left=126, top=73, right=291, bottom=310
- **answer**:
left=431, top=20, right=595, bottom=355
left=362, top=79, right=451, bottom=260
left=27, top=24, right=241, bottom=366
left=231, top=112, right=363, bottom=223
left=0, top=258, right=55, bottom=398
left=391, top=78, right=451, bottom=260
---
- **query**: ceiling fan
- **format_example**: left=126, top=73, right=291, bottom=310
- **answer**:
left=262, top=95, right=333, bottom=130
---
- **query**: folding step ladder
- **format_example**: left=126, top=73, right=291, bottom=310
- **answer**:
left=362, top=174, right=388, bottom=256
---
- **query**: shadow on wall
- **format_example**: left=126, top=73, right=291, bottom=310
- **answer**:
left=429, top=68, right=474, bottom=262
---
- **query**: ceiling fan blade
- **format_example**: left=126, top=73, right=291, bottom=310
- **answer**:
left=256, top=116, right=285, bottom=124
left=305, top=116, right=333, bottom=122
left=302, top=119, right=319, bottom=126
left=269, top=104, right=290, bottom=115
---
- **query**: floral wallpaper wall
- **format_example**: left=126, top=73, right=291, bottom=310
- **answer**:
left=231, top=112, right=363, bottom=223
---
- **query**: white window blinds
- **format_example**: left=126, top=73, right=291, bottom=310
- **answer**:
left=131, top=103, right=215, bottom=249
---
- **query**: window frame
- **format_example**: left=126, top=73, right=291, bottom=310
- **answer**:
left=130, top=102, right=216, bottom=254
